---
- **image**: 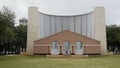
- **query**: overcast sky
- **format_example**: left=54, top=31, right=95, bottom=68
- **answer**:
left=0, top=0, right=120, bottom=25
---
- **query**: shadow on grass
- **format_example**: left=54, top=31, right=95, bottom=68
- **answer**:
left=89, top=55, right=109, bottom=58
left=25, top=55, right=110, bottom=59
left=25, top=55, right=46, bottom=58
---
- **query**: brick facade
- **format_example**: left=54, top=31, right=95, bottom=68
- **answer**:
left=34, top=46, right=50, bottom=54
left=34, top=30, right=100, bottom=55
left=84, top=46, right=101, bottom=54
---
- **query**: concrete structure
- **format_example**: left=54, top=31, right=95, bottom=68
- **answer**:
left=27, top=7, right=107, bottom=55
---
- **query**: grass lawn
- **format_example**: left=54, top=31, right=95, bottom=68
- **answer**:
left=0, top=55, right=120, bottom=68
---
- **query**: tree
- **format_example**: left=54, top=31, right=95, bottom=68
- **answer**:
left=0, top=6, right=28, bottom=55
left=107, top=25, right=120, bottom=52
left=1, top=6, right=15, bottom=27
left=14, top=25, right=27, bottom=53
left=0, top=6, right=15, bottom=55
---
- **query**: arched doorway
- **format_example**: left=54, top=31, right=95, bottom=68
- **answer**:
left=51, top=41, right=59, bottom=55
left=63, top=41, right=70, bottom=55
left=75, top=41, right=83, bottom=55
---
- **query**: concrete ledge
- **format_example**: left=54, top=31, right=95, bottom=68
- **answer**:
left=107, top=52, right=113, bottom=55
left=46, top=55, right=89, bottom=58
left=20, top=52, right=30, bottom=56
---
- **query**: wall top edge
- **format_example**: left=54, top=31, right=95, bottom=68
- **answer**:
left=38, top=11, right=94, bottom=17
left=28, top=7, right=104, bottom=16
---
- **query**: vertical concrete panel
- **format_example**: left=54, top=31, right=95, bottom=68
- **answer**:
left=50, top=16, right=56, bottom=35
left=81, top=15, right=87, bottom=36
left=39, top=13, right=45, bottom=39
left=63, top=17, right=68, bottom=30
left=94, top=7, right=107, bottom=54
left=59, top=17, right=63, bottom=32
left=66, top=17, right=69, bottom=30
left=87, top=13, right=94, bottom=38
left=86, top=14, right=91, bottom=38
left=75, top=16, right=82, bottom=34
left=91, top=12, right=95, bottom=38
left=68, top=17, right=75, bottom=32
left=44, top=15, right=50, bottom=37
left=55, top=17, right=62, bottom=33
left=27, top=7, right=39, bottom=55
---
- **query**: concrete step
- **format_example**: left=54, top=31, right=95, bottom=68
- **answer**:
left=46, top=55, right=89, bottom=58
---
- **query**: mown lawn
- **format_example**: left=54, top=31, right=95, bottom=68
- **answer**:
left=0, top=55, right=120, bottom=68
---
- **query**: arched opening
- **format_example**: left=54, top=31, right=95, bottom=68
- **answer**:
left=63, top=41, right=70, bottom=55
left=51, top=41, right=59, bottom=55
left=75, top=41, right=83, bottom=55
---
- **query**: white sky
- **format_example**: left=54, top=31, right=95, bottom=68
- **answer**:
left=0, top=0, right=120, bottom=25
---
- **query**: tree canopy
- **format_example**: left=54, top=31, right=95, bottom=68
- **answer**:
left=107, top=25, right=120, bottom=52
left=0, top=6, right=27, bottom=55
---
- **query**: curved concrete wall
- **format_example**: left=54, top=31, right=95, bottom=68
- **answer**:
left=39, top=12, right=94, bottom=39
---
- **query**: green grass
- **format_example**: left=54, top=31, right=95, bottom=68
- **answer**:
left=0, top=55, right=120, bottom=68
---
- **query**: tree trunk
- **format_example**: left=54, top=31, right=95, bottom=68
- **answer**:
left=4, top=42, right=7, bottom=55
